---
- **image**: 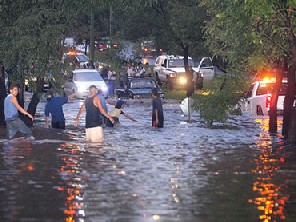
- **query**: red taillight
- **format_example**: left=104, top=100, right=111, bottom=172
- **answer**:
left=266, top=95, right=271, bottom=108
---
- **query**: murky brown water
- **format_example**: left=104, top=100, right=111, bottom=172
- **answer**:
left=1, top=98, right=296, bottom=222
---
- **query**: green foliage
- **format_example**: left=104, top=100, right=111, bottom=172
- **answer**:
left=95, top=48, right=122, bottom=76
left=194, top=77, right=248, bottom=125
left=163, top=89, right=188, bottom=100
left=201, top=0, right=295, bottom=72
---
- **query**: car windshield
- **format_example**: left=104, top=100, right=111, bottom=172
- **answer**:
left=74, top=72, right=103, bottom=81
left=76, top=54, right=89, bottom=62
left=257, top=82, right=288, bottom=96
left=168, top=59, right=195, bottom=68
left=130, top=79, right=156, bottom=88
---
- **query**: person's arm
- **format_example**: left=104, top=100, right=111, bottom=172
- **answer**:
left=74, top=103, right=85, bottom=127
left=67, top=92, right=77, bottom=101
left=106, top=100, right=116, bottom=106
left=124, top=113, right=137, bottom=122
left=94, top=97, right=115, bottom=123
left=154, top=108, right=159, bottom=125
left=11, top=96, right=33, bottom=120
left=45, top=116, right=49, bottom=128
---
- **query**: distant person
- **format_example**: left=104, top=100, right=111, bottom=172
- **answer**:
left=127, top=64, right=135, bottom=78
left=144, top=62, right=152, bottom=77
left=44, top=91, right=76, bottom=129
left=74, top=85, right=115, bottom=143
left=4, top=84, right=34, bottom=141
left=106, top=100, right=137, bottom=127
left=151, top=88, right=164, bottom=128
left=96, top=89, right=115, bottom=125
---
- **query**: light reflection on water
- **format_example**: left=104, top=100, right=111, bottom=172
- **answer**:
left=249, top=118, right=291, bottom=222
left=0, top=99, right=296, bottom=222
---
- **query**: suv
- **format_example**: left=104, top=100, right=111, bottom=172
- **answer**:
left=153, top=55, right=214, bottom=89
left=241, top=78, right=288, bottom=115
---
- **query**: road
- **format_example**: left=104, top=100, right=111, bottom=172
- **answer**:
left=0, top=97, right=296, bottom=221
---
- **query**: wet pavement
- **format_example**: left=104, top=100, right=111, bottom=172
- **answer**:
left=1, top=97, right=296, bottom=222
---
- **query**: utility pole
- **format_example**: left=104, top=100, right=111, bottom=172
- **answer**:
left=89, top=0, right=95, bottom=62
left=109, top=5, right=112, bottom=36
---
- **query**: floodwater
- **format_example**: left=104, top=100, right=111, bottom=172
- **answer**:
left=1, top=97, right=296, bottom=222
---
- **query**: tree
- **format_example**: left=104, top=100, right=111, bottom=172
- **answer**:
left=0, top=0, right=87, bottom=126
left=201, top=0, right=296, bottom=143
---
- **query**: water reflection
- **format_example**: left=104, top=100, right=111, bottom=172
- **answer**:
left=249, top=118, right=289, bottom=222
left=1, top=100, right=296, bottom=221
left=58, top=143, right=86, bottom=222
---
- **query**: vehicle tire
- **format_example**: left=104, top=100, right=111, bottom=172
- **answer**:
left=130, top=93, right=134, bottom=99
left=256, top=105, right=264, bottom=115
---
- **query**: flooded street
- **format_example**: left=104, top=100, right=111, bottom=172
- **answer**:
left=1, top=97, right=296, bottom=222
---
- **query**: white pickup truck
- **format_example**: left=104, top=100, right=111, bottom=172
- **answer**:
left=241, top=79, right=287, bottom=115
left=153, top=55, right=214, bottom=89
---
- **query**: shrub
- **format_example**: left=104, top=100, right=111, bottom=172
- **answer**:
left=194, top=76, right=247, bottom=126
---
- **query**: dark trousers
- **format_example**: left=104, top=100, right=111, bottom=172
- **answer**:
left=52, top=121, right=65, bottom=129
left=106, top=117, right=119, bottom=127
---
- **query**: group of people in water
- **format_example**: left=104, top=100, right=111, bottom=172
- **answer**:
left=4, top=83, right=164, bottom=143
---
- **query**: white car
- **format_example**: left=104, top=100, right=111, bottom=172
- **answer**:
left=63, top=69, right=108, bottom=98
left=241, top=78, right=288, bottom=115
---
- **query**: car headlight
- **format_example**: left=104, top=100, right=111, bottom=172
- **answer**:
left=179, top=76, right=187, bottom=85
left=169, top=73, right=177, bottom=78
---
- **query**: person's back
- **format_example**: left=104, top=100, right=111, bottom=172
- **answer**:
left=85, top=96, right=102, bottom=128
left=45, top=97, right=67, bottom=121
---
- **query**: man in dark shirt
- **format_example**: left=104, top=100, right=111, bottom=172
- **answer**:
left=44, top=91, right=76, bottom=129
left=74, top=85, right=114, bottom=143
left=151, top=88, right=164, bottom=128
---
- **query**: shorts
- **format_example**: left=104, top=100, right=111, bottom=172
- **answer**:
left=85, top=126, right=104, bottom=143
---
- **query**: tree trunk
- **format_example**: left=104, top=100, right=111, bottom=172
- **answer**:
left=20, top=77, right=43, bottom=127
left=0, top=62, right=6, bottom=126
left=183, top=44, right=189, bottom=72
left=282, top=5, right=296, bottom=143
left=22, top=92, right=40, bottom=127
left=269, top=68, right=283, bottom=134
left=282, top=65, right=296, bottom=138
left=287, top=108, right=296, bottom=143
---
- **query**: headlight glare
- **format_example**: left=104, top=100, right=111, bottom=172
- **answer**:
left=179, top=76, right=187, bottom=85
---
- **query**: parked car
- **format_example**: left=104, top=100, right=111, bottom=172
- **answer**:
left=240, top=78, right=289, bottom=115
left=115, top=77, right=164, bottom=99
left=63, top=69, right=108, bottom=98
left=62, top=51, right=90, bottom=68
left=153, top=55, right=209, bottom=89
